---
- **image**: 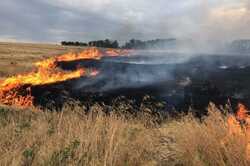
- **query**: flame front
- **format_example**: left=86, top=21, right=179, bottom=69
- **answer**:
left=237, top=103, right=248, bottom=121
left=227, top=103, right=250, bottom=159
left=0, top=48, right=131, bottom=107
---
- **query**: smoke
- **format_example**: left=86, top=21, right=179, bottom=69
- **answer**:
left=73, top=51, right=192, bottom=93
left=76, top=0, right=250, bottom=53
left=71, top=0, right=248, bottom=54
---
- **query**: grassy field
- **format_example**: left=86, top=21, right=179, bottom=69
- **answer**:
left=0, top=42, right=83, bottom=79
left=0, top=42, right=249, bottom=165
left=0, top=103, right=249, bottom=166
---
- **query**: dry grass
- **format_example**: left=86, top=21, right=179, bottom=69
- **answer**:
left=0, top=42, right=249, bottom=165
left=157, top=104, right=249, bottom=166
left=0, top=103, right=249, bottom=166
left=0, top=42, right=84, bottom=78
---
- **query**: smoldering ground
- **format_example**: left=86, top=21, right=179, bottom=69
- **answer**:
left=49, top=50, right=250, bottom=111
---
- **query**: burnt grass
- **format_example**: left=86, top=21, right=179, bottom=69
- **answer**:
left=26, top=53, right=250, bottom=119
left=2, top=48, right=250, bottom=165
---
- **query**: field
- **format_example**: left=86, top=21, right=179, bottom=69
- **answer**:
left=0, top=42, right=83, bottom=79
left=0, top=42, right=249, bottom=165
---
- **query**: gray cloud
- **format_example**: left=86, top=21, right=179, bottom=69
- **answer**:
left=0, top=0, right=121, bottom=42
left=0, top=0, right=249, bottom=43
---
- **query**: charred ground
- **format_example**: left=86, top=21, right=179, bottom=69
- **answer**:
left=1, top=43, right=250, bottom=165
left=1, top=43, right=250, bottom=117
left=29, top=51, right=250, bottom=116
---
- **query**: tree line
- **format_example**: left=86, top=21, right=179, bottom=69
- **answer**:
left=61, top=39, right=119, bottom=48
left=61, top=41, right=88, bottom=47
left=61, top=38, right=177, bottom=49
left=122, top=38, right=177, bottom=49
left=230, top=40, right=250, bottom=54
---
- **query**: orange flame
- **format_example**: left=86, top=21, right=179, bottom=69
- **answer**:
left=237, top=103, right=248, bottom=121
left=0, top=48, right=131, bottom=107
left=56, top=48, right=103, bottom=62
left=105, top=48, right=132, bottom=57
left=227, top=103, right=250, bottom=159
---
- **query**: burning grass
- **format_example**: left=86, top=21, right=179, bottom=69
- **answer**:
left=1, top=44, right=250, bottom=165
left=0, top=103, right=249, bottom=166
left=0, top=47, right=131, bottom=108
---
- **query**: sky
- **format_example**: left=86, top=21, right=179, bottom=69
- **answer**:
left=0, top=0, right=249, bottom=43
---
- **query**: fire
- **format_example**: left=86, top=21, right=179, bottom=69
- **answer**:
left=56, top=48, right=103, bottom=62
left=105, top=48, right=132, bottom=57
left=227, top=103, right=250, bottom=159
left=0, top=69, right=85, bottom=87
left=0, top=48, right=131, bottom=107
left=90, top=70, right=100, bottom=77
left=35, top=47, right=132, bottom=67
left=237, top=103, right=248, bottom=121
left=227, top=103, right=249, bottom=135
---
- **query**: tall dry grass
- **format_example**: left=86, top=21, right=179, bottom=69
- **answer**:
left=0, top=103, right=249, bottom=166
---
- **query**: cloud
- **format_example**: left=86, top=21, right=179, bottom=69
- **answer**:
left=204, top=1, right=250, bottom=41
left=0, top=0, right=249, bottom=43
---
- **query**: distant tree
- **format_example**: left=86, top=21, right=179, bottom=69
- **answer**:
left=75, top=41, right=80, bottom=46
left=105, top=39, right=111, bottom=48
left=230, top=40, right=250, bottom=53
left=62, top=38, right=177, bottom=49
left=61, top=41, right=88, bottom=47
left=87, top=39, right=119, bottom=48
left=122, top=38, right=177, bottom=49
left=111, top=40, right=119, bottom=48
left=61, top=41, right=67, bottom=45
